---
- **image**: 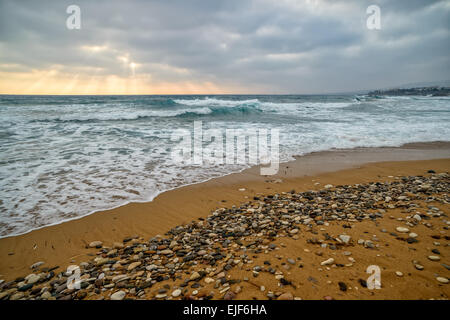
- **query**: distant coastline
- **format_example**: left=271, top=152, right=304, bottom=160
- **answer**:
left=368, top=86, right=450, bottom=97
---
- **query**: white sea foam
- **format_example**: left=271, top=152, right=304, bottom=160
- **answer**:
left=173, top=97, right=260, bottom=107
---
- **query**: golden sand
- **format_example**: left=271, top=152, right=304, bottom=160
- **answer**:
left=0, top=143, right=449, bottom=299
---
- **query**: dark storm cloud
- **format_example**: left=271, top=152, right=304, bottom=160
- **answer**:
left=0, top=0, right=449, bottom=93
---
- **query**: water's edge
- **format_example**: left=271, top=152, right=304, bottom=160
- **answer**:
left=2, top=140, right=449, bottom=240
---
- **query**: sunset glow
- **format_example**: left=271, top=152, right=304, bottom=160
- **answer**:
left=0, top=70, right=233, bottom=95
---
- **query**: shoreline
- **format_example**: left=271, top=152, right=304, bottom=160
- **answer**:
left=0, top=141, right=449, bottom=284
left=2, top=140, right=450, bottom=240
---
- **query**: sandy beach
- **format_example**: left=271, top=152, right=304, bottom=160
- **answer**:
left=0, top=142, right=449, bottom=300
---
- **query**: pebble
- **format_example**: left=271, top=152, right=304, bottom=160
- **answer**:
left=277, top=292, right=293, bottom=300
left=30, top=261, right=45, bottom=269
left=190, top=272, right=201, bottom=281
left=10, top=292, right=25, bottom=300
left=396, top=227, right=409, bottom=233
left=415, top=264, right=424, bottom=271
left=395, top=271, right=403, bottom=277
left=338, top=235, right=351, bottom=244
left=112, top=275, right=129, bottom=283
left=110, top=290, right=126, bottom=300
left=320, top=258, right=334, bottom=266
left=89, top=241, right=103, bottom=248
left=267, top=292, right=276, bottom=299
left=204, top=277, right=215, bottom=284
left=364, top=240, right=374, bottom=248
left=41, top=291, right=52, bottom=299
left=224, top=291, right=236, bottom=300
left=127, top=261, right=141, bottom=271
left=428, top=256, right=440, bottom=261
left=19, top=283, right=33, bottom=291
left=338, top=282, right=347, bottom=292
left=171, top=289, right=182, bottom=297
left=113, top=242, right=124, bottom=249
left=25, top=274, right=40, bottom=285
left=436, top=277, right=449, bottom=284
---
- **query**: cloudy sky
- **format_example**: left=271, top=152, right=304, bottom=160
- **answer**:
left=0, top=0, right=449, bottom=94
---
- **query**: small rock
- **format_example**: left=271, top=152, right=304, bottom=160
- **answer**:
left=172, top=289, right=182, bottom=297
left=428, top=256, right=440, bottom=261
left=321, top=258, right=334, bottom=266
left=364, top=240, right=374, bottom=248
left=41, top=291, right=52, bottom=299
left=190, top=272, right=201, bottom=281
left=18, top=283, right=33, bottom=291
left=204, top=277, right=215, bottom=284
left=113, top=242, right=124, bottom=249
left=111, top=290, right=126, bottom=300
left=127, top=261, right=141, bottom=271
left=436, top=277, right=449, bottom=284
left=30, top=261, right=45, bottom=269
left=277, top=292, right=293, bottom=300
left=224, top=291, right=236, bottom=300
left=10, top=292, right=25, bottom=300
left=338, top=282, right=347, bottom=292
left=25, top=274, right=40, bottom=285
left=396, top=227, right=409, bottom=233
left=338, top=235, right=351, bottom=244
left=415, top=264, right=424, bottom=271
left=89, top=241, right=103, bottom=248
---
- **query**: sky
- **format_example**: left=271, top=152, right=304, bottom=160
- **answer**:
left=0, top=0, right=449, bottom=95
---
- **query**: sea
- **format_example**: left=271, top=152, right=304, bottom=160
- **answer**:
left=0, top=94, right=449, bottom=237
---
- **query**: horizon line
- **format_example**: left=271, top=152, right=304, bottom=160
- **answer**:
left=0, top=91, right=365, bottom=96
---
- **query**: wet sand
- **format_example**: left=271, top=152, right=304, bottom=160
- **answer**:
left=0, top=142, right=449, bottom=296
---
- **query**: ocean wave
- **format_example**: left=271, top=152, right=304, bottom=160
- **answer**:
left=340, top=103, right=385, bottom=112
left=173, top=97, right=260, bottom=107
left=28, top=104, right=265, bottom=123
